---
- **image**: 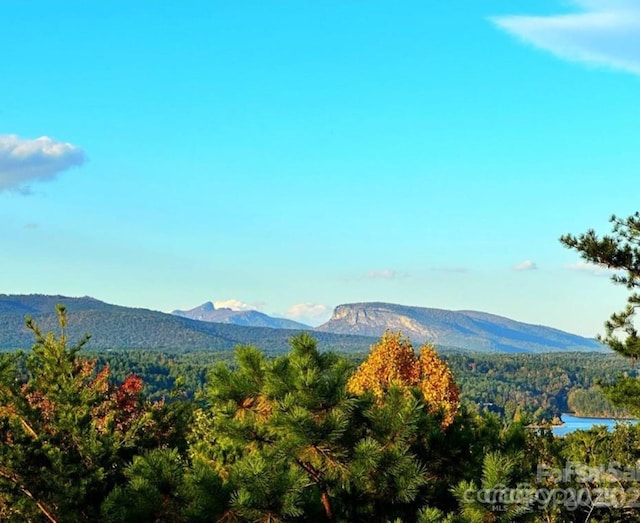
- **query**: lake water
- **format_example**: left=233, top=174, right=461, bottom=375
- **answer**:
left=552, top=414, right=637, bottom=436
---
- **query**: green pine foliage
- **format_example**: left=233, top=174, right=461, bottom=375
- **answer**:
left=193, top=333, right=474, bottom=521
left=0, top=307, right=162, bottom=521
left=561, top=212, right=640, bottom=414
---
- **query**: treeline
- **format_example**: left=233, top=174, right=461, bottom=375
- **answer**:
left=81, top=348, right=636, bottom=421
left=443, top=351, right=637, bottom=421
left=566, top=387, right=631, bottom=418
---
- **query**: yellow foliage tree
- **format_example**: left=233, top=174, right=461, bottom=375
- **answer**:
left=417, top=344, right=460, bottom=429
left=347, top=331, right=460, bottom=428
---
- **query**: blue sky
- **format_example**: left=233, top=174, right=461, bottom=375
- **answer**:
left=2, top=0, right=639, bottom=335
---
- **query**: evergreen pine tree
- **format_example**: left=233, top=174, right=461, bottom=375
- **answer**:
left=193, top=333, right=354, bottom=521
left=0, top=306, right=159, bottom=522
left=561, top=213, right=640, bottom=414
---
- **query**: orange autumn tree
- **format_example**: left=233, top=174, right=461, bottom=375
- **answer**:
left=347, top=331, right=460, bottom=428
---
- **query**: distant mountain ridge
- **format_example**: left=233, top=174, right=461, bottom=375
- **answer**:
left=0, top=295, right=605, bottom=354
left=0, top=294, right=372, bottom=352
left=316, top=302, right=604, bottom=353
left=172, top=301, right=310, bottom=330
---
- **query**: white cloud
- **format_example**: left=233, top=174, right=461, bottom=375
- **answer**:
left=565, top=261, right=614, bottom=276
left=213, top=299, right=264, bottom=311
left=0, top=134, right=86, bottom=194
left=285, top=303, right=330, bottom=325
left=367, top=269, right=396, bottom=279
left=514, top=260, right=538, bottom=271
left=491, top=0, right=640, bottom=76
left=367, top=269, right=408, bottom=280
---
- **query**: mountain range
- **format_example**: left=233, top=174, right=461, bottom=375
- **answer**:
left=0, top=294, right=372, bottom=353
left=316, top=302, right=604, bottom=353
left=0, top=294, right=604, bottom=354
left=172, top=301, right=310, bottom=330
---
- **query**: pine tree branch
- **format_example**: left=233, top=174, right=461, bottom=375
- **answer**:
left=0, top=466, right=57, bottom=523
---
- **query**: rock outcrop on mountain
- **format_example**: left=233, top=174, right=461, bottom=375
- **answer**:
left=316, top=302, right=604, bottom=353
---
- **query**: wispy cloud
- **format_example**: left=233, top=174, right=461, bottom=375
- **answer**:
left=513, top=260, right=538, bottom=271
left=565, top=261, right=614, bottom=276
left=213, top=299, right=264, bottom=311
left=366, top=269, right=408, bottom=280
left=491, top=0, right=640, bottom=76
left=0, top=134, right=86, bottom=194
left=285, top=303, right=330, bottom=325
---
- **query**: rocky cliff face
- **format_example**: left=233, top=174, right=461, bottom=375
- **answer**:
left=317, top=302, right=604, bottom=353
left=325, top=303, right=439, bottom=339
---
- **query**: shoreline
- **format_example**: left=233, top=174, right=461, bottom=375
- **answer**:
left=561, top=412, right=637, bottom=422
left=551, top=414, right=639, bottom=435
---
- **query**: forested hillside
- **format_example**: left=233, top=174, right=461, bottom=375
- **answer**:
left=88, top=347, right=635, bottom=421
